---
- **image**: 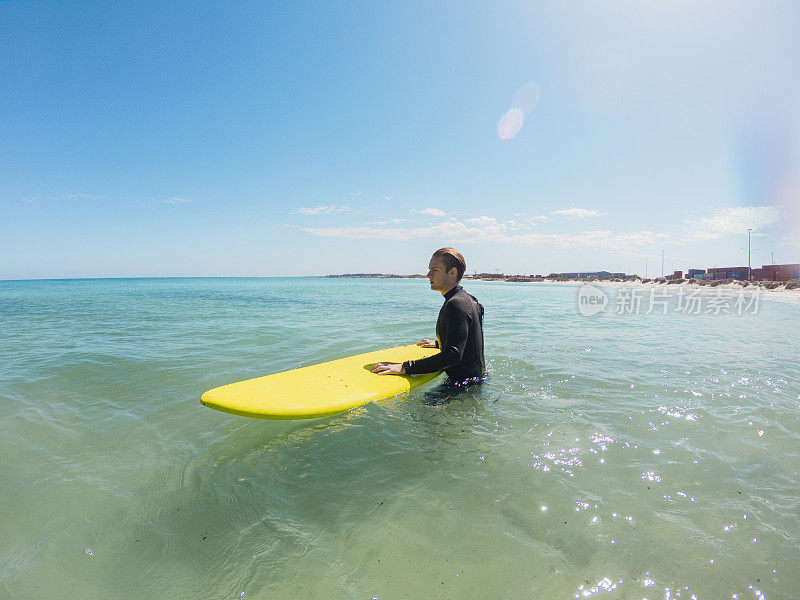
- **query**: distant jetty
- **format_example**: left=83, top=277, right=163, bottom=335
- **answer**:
left=324, top=273, right=800, bottom=290
left=325, top=273, right=426, bottom=279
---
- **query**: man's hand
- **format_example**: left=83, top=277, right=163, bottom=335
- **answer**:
left=417, top=339, right=437, bottom=348
left=371, top=362, right=406, bottom=376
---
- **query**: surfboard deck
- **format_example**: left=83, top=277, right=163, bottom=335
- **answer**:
left=200, top=344, right=442, bottom=419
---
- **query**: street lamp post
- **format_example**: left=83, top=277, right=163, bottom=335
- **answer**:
left=740, top=237, right=759, bottom=281
left=747, top=228, right=752, bottom=281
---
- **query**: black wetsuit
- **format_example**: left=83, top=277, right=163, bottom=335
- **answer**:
left=403, top=285, right=485, bottom=382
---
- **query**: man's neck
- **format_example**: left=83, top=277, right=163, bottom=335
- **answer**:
left=441, top=283, right=460, bottom=298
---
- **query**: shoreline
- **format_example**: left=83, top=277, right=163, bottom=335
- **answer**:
left=547, top=278, right=800, bottom=306
left=325, top=274, right=800, bottom=305
left=482, top=277, right=800, bottom=306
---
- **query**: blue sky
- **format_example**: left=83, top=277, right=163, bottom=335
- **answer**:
left=2, top=1, right=799, bottom=279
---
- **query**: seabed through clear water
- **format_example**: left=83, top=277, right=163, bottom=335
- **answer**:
left=1, top=277, right=798, bottom=599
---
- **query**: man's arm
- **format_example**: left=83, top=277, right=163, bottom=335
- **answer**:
left=371, top=339, right=436, bottom=376
left=404, top=305, right=469, bottom=375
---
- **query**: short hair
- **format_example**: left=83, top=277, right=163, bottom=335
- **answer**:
left=432, top=247, right=466, bottom=281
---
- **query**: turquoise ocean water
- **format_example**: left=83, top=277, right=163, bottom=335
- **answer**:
left=1, top=277, right=799, bottom=599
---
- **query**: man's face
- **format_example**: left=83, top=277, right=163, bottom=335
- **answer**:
left=427, top=256, right=455, bottom=293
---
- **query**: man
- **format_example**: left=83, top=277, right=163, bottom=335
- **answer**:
left=371, top=247, right=485, bottom=383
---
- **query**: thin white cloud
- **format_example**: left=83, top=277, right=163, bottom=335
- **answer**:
left=302, top=226, right=410, bottom=240
left=417, top=208, right=446, bottom=216
left=685, top=206, right=781, bottom=241
left=63, top=193, right=101, bottom=201
left=551, top=208, right=603, bottom=218
left=161, top=197, right=191, bottom=205
left=296, top=205, right=349, bottom=215
left=507, top=215, right=547, bottom=229
left=22, top=193, right=102, bottom=202
left=466, top=215, right=506, bottom=230
left=302, top=215, right=664, bottom=251
left=509, top=213, right=548, bottom=227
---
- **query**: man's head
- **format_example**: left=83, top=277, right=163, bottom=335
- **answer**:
left=427, top=247, right=466, bottom=294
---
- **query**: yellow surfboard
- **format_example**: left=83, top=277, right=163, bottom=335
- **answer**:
left=200, top=344, right=442, bottom=419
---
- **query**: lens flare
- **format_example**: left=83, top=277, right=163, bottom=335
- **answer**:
left=497, top=82, right=539, bottom=140
left=776, top=175, right=800, bottom=242
left=511, top=82, right=540, bottom=114
left=497, top=108, right=524, bottom=140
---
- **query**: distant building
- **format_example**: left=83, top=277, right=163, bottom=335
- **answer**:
left=547, top=271, right=628, bottom=280
left=562, top=271, right=614, bottom=279
left=707, top=266, right=749, bottom=280
left=751, top=264, right=800, bottom=281
left=685, top=264, right=799, bottom=281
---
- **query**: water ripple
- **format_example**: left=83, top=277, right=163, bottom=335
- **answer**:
left=1, top=278, right=799, bottom=598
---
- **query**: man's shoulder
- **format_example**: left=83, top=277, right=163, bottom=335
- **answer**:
left=444, top=287, right=480, bottom=310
